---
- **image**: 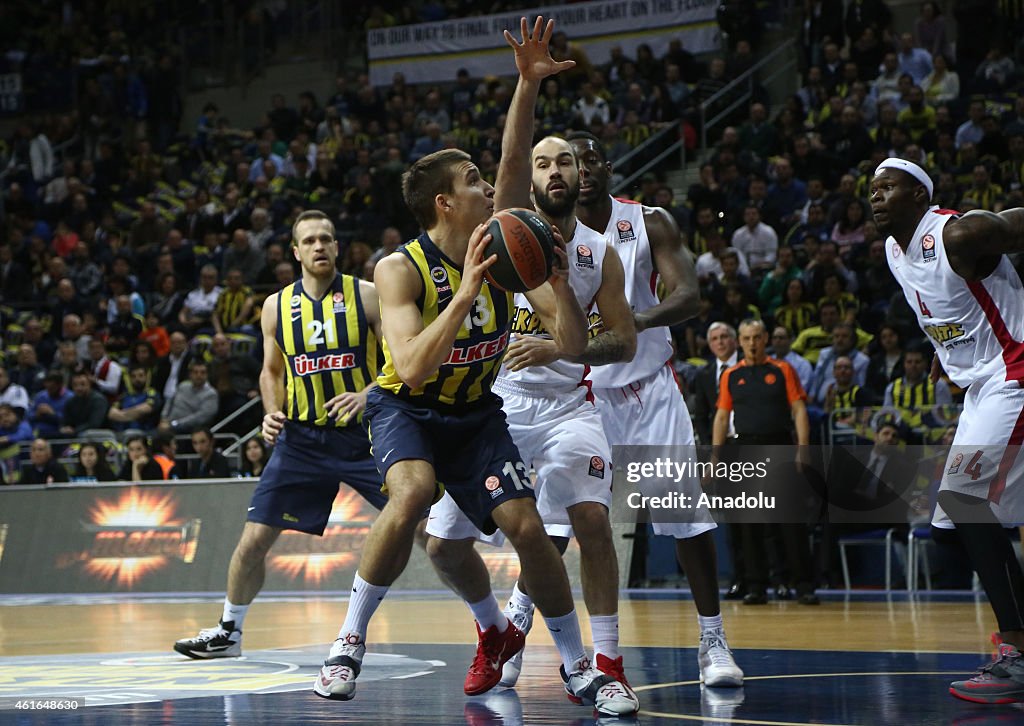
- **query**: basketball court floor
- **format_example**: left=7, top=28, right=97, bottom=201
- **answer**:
left=1, top=590, right=1021, bottom=725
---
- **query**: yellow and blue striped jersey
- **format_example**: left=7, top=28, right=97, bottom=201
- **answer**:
left=377, top=233, right=512, bottom=409
left=275, top=273, right=378, bottom=427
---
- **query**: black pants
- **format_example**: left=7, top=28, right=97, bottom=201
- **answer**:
left=741, top=522, right=815, bottom=594
left=731, top=432, right=814, bottom=593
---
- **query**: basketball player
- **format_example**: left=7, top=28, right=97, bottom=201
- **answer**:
left=872, top=158, right=1024, bottom=702
left=567, top=132, right=744, bottom=687
left=314, top=150, right=636, bottom=712
left=174, top=211, right=389, bottom=659
left=424, top=16, right=639, bottom=707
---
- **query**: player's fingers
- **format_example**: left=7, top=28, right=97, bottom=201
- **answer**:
left=556, top=60, right=577, bottom=71
left=930, top=356, right=941, bottom=382
left=478, top=253, right=498, bottom=270
left=541, top=18, right=555, bottom=44
left=465, top=231, right=489, bottom=265
left=532, top=15, right=543, bottom=42
left=469, top=228, right=491, bottom=253
left=520, top=16, right=528, bottom=42
left=503, top=29, right=517, bottom=49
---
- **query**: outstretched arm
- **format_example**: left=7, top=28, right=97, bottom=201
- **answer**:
left=635, top=206, right=700, bottom=331
left=494, top=16, right=576, bottom=212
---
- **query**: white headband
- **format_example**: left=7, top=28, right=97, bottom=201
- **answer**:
left=874, top=157, right=933, bottom=200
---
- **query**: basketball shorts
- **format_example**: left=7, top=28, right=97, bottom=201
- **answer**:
left=248, top=421, right=388, bottom=535
left=933, top=376, right=1024, bottom=529
left=595, top=363, right=717, bottom=539
left=427, top=380, right=613, bottom=543
left=365, top=388, right=534, bottom=536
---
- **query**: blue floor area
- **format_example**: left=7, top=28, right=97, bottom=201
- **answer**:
left=2, top=643, right=1022, bottom=725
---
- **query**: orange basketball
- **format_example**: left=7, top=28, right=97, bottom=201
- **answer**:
left=482, top=208, right=556, bottom=293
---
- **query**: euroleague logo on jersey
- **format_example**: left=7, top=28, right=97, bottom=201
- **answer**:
left=891, top=242, right=901, bottom=258
left=332, top=290, right=346, bottom=314
left=948, top=452, right=964, bottom=474
left=922, top=234, right=937, bottom=261
left=588, top=456, right=605, bottom=479
left=485, top=475, right=501, bottom=491
left=764, top=372, right=777, bottom=385
left=616, top=219, right=635, bottom=242
left=576, top=244, right=594, bottom=268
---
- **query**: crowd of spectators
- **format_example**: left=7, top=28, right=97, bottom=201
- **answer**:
left=0, top=1, right=756, bottom=486
left=673, top=1, right=1024, bottom=452
left=4, top=426, right=269, bottom=486
left=2, top=0, right=1024, bottom=496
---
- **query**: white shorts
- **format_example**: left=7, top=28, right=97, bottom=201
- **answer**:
left=595, top=363, right=717, bottom=539
left=426, top=491, right=507, bottom=545
left=426, top=381, right=613, bottom=542
left=932, top=376, right=1024, bottom=529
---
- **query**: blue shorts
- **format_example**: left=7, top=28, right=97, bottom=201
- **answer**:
left=364, top=389, right=534, bottom=535
left=248, top=421, right=388, bottom=535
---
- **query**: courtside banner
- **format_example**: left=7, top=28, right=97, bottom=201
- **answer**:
left=366, top=0, right=718, bottom=86
left=0, top=480, right=606, bottom=593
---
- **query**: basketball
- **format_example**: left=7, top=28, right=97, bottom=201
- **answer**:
left=482, top=208, right=557, bottom=293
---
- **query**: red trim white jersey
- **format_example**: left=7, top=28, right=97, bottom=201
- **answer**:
left=885, top=206, right=1024, bottom=387
left=586, top=197, right=673, bottom=388
left=497, top=220, right=606, bottom=389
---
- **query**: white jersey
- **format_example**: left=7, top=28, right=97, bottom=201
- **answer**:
left=587, top=198, right=673, bottom=388
left=885, top=206, right=1024, bottom=387
left=497, top=220, right=607, bottom=389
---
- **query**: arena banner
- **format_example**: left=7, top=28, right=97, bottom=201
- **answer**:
left=366, top=0, right=719, bottom=86
left=0, top=480, right=618, bottom=594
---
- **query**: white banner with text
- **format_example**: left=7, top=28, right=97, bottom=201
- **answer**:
left=367, top=0, right=719, bottom=86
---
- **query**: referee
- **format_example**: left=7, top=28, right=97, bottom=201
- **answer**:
left=713, top=318, right=819, bottom=605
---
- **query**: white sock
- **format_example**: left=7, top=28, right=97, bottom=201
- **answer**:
left=339, top=573, right=389, bottom=642
left=544, top=609, right=587, bottom=672
left=590, top=614, right=619, bottom=660
left=508, top=582, right=534, bottom=611
left=468, top=594, right=508, bottom=632
left=221, top=600, right=249, bottom=631
left=698, top=613, right=723, bottom=634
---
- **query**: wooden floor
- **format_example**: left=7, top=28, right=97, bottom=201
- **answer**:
left=0, top=592, right=1016, bottom=725
left=0, top=594, right=1000, bottom=657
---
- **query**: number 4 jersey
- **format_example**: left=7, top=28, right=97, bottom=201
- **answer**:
left=885, top=206, right=1024, bottom=387
left=276, top=272, right=379, bottom=427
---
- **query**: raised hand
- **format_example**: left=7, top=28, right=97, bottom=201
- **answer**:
left=503, top=16, right=576, bottom=83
